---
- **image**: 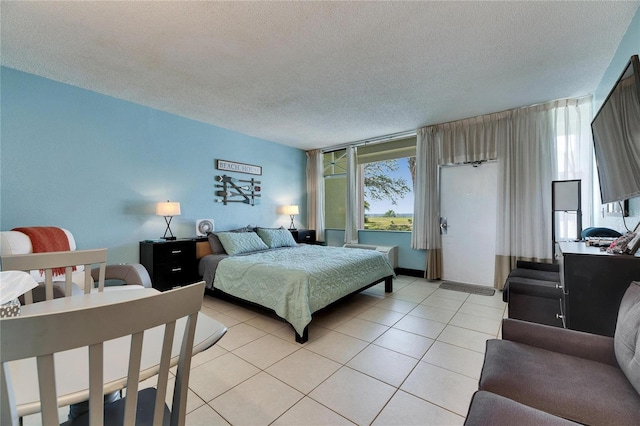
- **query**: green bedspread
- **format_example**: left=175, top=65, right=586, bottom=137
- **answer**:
left=212, top=245, right=394, bottom=336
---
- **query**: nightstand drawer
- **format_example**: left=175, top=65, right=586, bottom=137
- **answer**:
left=290, top=229, right=316, bottom=244
left=153, top=263, right=196, bottom=291
left=153, top=241, right=193, bottom=262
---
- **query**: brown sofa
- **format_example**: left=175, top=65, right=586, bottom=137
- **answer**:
left=466, top=281, right=640, bottom=425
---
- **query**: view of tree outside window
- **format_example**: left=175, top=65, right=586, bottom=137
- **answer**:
left=364, top=157, right=415, bottom=231
left=323, top=149, right=415, bottom=231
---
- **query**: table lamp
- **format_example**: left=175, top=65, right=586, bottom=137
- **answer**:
left=282, top=205, right=299, bottom=230
left=156, top=201, right=181, bottom=240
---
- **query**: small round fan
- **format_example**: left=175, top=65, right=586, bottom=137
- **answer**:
left=196, top=219, right=214, bottom=236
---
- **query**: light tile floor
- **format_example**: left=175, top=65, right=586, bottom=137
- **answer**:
left=25, top=275, right=506, bottom=426
left=190, top=275, right=506, bottom=425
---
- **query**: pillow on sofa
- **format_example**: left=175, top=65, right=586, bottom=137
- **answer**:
left=216, top=231, right=269, bottom=256
left=256, top=227, right=297, bottom=248
left=614, top=281, right=640, bottom=394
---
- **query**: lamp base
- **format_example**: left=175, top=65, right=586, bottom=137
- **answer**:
left=162, top=236, right=177, bottom=241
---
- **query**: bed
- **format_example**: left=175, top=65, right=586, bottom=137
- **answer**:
left=197, top=228, right=395, bottom=343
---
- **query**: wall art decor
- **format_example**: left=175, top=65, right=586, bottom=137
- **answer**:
left=215, top=175, right=261, bottom=206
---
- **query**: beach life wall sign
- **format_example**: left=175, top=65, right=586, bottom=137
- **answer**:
left=216, top=159, right=262, bottom=176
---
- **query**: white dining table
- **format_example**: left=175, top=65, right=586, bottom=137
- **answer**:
left=3, top=288, right=227, bottom=418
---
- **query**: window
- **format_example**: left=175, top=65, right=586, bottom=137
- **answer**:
left=323, top=137, right=416, bottom=231
left=363, top=158, right=415, bottom=231
left=323, top=150, right=347, bottom=229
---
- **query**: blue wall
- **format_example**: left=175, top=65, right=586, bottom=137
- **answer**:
left=1, top=67, right=307, bottom=263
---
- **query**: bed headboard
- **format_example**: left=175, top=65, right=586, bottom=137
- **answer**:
left=196, top=240, right=212, bottom=259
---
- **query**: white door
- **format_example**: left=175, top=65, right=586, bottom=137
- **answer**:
left=440, top=162, right=498, bottom=287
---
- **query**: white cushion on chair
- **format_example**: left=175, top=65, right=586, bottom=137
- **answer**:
left=1, top=231, right=33, bottom=256
left=1, top=228, right=85, bottom=285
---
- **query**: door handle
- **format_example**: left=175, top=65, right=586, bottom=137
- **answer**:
left=440, top=217, right=448, bottom=235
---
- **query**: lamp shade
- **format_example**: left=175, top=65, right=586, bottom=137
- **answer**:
left=156, top=201, right=181, bottom=216
left=282, top=205, right=299, bottom=215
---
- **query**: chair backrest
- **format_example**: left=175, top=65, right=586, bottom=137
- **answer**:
left=0, top=281, right=205, bottom=426
left=1, top=249, right=107, bottom=304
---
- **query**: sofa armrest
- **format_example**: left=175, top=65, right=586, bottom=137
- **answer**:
left=92, top=264, right=152, bottom=288
left=501, top=318, right=618, bottom=367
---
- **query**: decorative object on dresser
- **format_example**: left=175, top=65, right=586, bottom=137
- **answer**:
left=139, top=239, right=199, bottom=291
left=195, top=219, right=215, bottom=237
left=282, top=205, right=299, bottom=230
left=156, top=201, right=181, bottom=240
left=215, top=175, right=261, bottom=206
left=289, top=229, right=316, bottom=244
left=551, top=179, right=582, bottom=255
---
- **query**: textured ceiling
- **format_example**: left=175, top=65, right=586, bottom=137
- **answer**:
left=1, top=1, right=638, bottom=150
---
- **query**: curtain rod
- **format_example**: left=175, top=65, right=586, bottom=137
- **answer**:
left=319, top=94, right=591, bottom=153
left=321, top=129, right=417, bottom=153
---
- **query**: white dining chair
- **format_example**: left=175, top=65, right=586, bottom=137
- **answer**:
left=1, top=249, right=108, bottom=304
left=0, top=281, right=207, bottom=426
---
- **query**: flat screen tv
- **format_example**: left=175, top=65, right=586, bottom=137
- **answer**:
left=591, top=54, right=640, bottom=204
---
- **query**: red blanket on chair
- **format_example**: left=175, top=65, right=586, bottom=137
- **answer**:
left=12, top=227, right=75, bottom=276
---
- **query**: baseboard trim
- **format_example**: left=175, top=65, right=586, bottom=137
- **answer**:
left=395, top=268, right=425, bottom=278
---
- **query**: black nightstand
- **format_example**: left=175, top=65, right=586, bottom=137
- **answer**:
left=289, top=229, right=317, bottom=244
left=140, top=239, right=199, bottom=291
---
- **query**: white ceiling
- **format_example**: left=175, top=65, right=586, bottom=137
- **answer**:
left=1, top=1, right=638, bottom=151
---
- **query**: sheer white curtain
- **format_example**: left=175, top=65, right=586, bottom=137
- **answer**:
left=306, top=149, right=325, bottom=242
left=554, top=97, right=594, bottom=240
left=494, top=104, right=555, bottom=288
left=494, top=97, right=593, bottom=287
left=411, top=127, right=442, bottom=279
left=344, top=146, right=359, bottom=244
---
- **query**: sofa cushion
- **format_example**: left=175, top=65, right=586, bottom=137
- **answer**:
left=465, top=391, right=578, bottom=426
left=479, top=339, right=640, bottom=425
left=615, top=281, right=640, bottom=394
